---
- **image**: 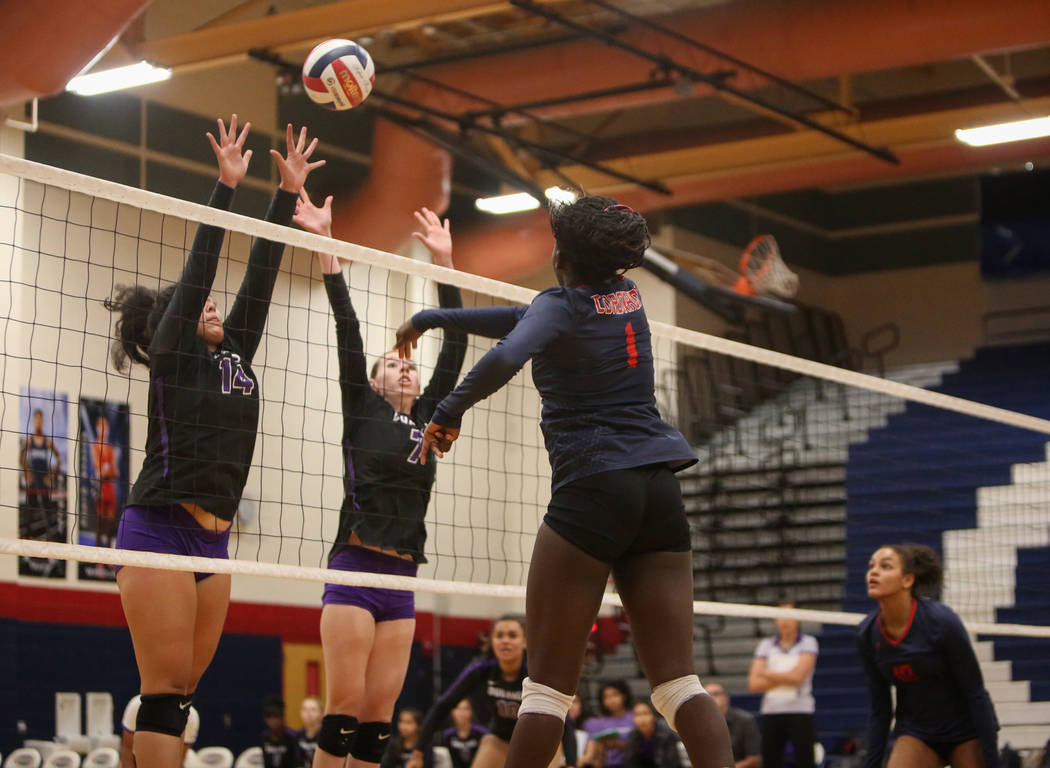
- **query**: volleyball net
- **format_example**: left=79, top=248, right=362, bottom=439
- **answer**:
left=2, top=153, right=1050, bottom=639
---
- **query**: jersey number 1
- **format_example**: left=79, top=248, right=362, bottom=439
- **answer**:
left=625, top=321, right=638, bottom=368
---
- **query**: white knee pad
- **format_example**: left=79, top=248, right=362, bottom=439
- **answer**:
left=651, top=675, right=707, bottom=732
left=518, top=677, right=574, bottom=720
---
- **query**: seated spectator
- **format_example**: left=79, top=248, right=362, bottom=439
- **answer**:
left=582, top=681, right=635, bottom=768
left=623, top=702, right=681, bottom=768
left=705, top=683, right=760, bottom=768
left=383, top=709, right=433, bottom=768
left=439, top=700, right=488, bottom=768
left=120, top=694, right=199, bottom=768
left=262, top=696, right=302, bottom=768
left=294, top=696, right=322, bottom=768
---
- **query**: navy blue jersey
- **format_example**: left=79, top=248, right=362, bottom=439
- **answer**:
left=129, top=182, right=296, bottom=521
left=856, top=598, right=999, bottom=768
left=438, top=725, right=488, bottom=768
left=414, top=277, right=696, bottom=490
left=323, top=271, right=465, bottom=563
left=25, top=436, right=53, bottom=490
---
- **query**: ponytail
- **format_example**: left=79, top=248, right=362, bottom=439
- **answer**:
left=103, top=284, right=176, bottom=371
left=889, top=543, right=943, bottom=599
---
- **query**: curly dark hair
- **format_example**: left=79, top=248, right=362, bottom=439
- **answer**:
left=103, top=283, right=177, bottom=372
left=549, top=194, right=650, bottom=285
left=597, top=679, right=633, bottom=716
left=888, top=543, right=943, bottom=599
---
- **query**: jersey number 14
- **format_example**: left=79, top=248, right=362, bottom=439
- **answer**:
left=219, top=356, right=255, bottom=396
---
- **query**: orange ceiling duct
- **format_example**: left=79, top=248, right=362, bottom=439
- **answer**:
left=0, top=0, right=152, bottom=108
left=329, top=118, right=452, bottom=254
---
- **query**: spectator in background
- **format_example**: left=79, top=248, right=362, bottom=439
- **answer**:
left=384, top=709, right=433, bottom=768
left=748, top=603, right=819, bottom=768
left=582, top=681, right=635, bottom=768
left=705, top=683, right=760, bottom=768
left=623, top=701, right=681, bottom=768
left=262, top=696, right=302, bottom=768
left=120, top=694, right=200, bottom=768
left=295, top=696, right=323, bottom=768
left=439, top=700, right=489, bottom=768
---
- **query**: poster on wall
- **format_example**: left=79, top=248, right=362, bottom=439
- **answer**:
left=77, top=398, right=130, bottom=581
left=18, top=388, right=69, bottom=578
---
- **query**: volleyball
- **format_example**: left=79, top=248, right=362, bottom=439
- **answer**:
left=301, top=39, right=375, bottom=110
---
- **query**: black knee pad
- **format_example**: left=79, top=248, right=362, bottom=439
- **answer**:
left=137, top=694, right=192, bottom=737
left=318, top=714, right=359, bottom=758
left=349, top=721, right=392, bottom=764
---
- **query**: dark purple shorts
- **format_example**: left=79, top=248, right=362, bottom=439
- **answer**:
left=115, top=504, right=231, bottom=582
left=323, top=546, right=417, bottom=622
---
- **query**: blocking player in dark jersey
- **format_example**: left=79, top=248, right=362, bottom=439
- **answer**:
left=404, top=195, right=734, bottom=768
left=20, top=408, right=62, bottom=538
left=292, top=194, right=467, bottom=768
left=105, top=116, right=324, bottom=768
left=409, top=616, right=574, bottom=768
left=857, top=544, right=999, bottom=768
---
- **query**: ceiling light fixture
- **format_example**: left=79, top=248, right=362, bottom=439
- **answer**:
left=67, top=61, right=171, bottom=96
left=955, top=115, right=1050, bottom=147
left=475, top=192, right=540, bottom=215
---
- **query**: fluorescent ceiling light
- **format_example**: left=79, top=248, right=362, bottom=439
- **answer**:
left=545, top=186, right=579, bottom=204
left=955, top=115, right=1050, bottom=147
left=475, top=192, right=540, bottom=215
left=67, top=61, right=171, bottom=96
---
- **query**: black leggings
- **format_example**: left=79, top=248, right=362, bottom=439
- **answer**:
left=761, top=713, right=816, bottom=768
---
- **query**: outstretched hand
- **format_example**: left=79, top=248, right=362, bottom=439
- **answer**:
left=393, top=319, right=422, bottom=360
left=412, top=207, right=453, bottom=268
left=272, top=123, right=325, bottom=194
left=293, top=188, right=333, bottom=237
left=207, top=114, right=252, bottom=188
left=419, top=421, right=459, bottom=465
left=295, top=188, right=340, bottom=275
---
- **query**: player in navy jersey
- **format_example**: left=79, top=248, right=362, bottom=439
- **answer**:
left=105, top=116, right=324, bottom=768
left=402, top=195, right=734, bottom=768
left=857, top=544, right=999, bottom=768
left=292, top=195, right=467, bottom=768
left=408, top=616, right=574, bottom=768
left=20, top=408, right=62, bottom=537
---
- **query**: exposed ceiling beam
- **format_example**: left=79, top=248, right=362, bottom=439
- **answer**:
left=134, top=0, right=557, bottom=69
left=535, top=96, right=1050, bottom=199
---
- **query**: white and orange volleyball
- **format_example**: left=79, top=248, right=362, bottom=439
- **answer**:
left=302, top=39, right=375, bottom=110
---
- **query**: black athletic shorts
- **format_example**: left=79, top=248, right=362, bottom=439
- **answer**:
left=544, top=463, right=691, bottom=563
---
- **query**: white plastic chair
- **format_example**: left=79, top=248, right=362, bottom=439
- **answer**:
left=83, top=749, right=118, bottom=768
left=432, top=747, right=451, bottom=768
left=232, top=748, right=262, bottom=768
left=85, top=694, right=114, bottom=741
left=194, top=747, right=233, bottom=768
left=4, top=748, right=42, bottom=768
left=42, top=749, right=81, bottom=768
left=182, top=749, right=198, bottom=768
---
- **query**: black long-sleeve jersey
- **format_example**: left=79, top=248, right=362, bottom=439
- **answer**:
left=416, top=657, right=576, bottom=761
left=128, top=182, right=297, bottom=521
left=323, top=270, right=466, bottom=563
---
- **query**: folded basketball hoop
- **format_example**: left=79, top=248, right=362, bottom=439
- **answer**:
left=734, top=235, right=799, bottom=298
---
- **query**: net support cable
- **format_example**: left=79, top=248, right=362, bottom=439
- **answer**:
left=5, top=152, right=1050, bottom=639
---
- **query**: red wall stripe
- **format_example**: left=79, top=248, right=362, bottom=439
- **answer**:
left=0, top=581, right=492, bottom=645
